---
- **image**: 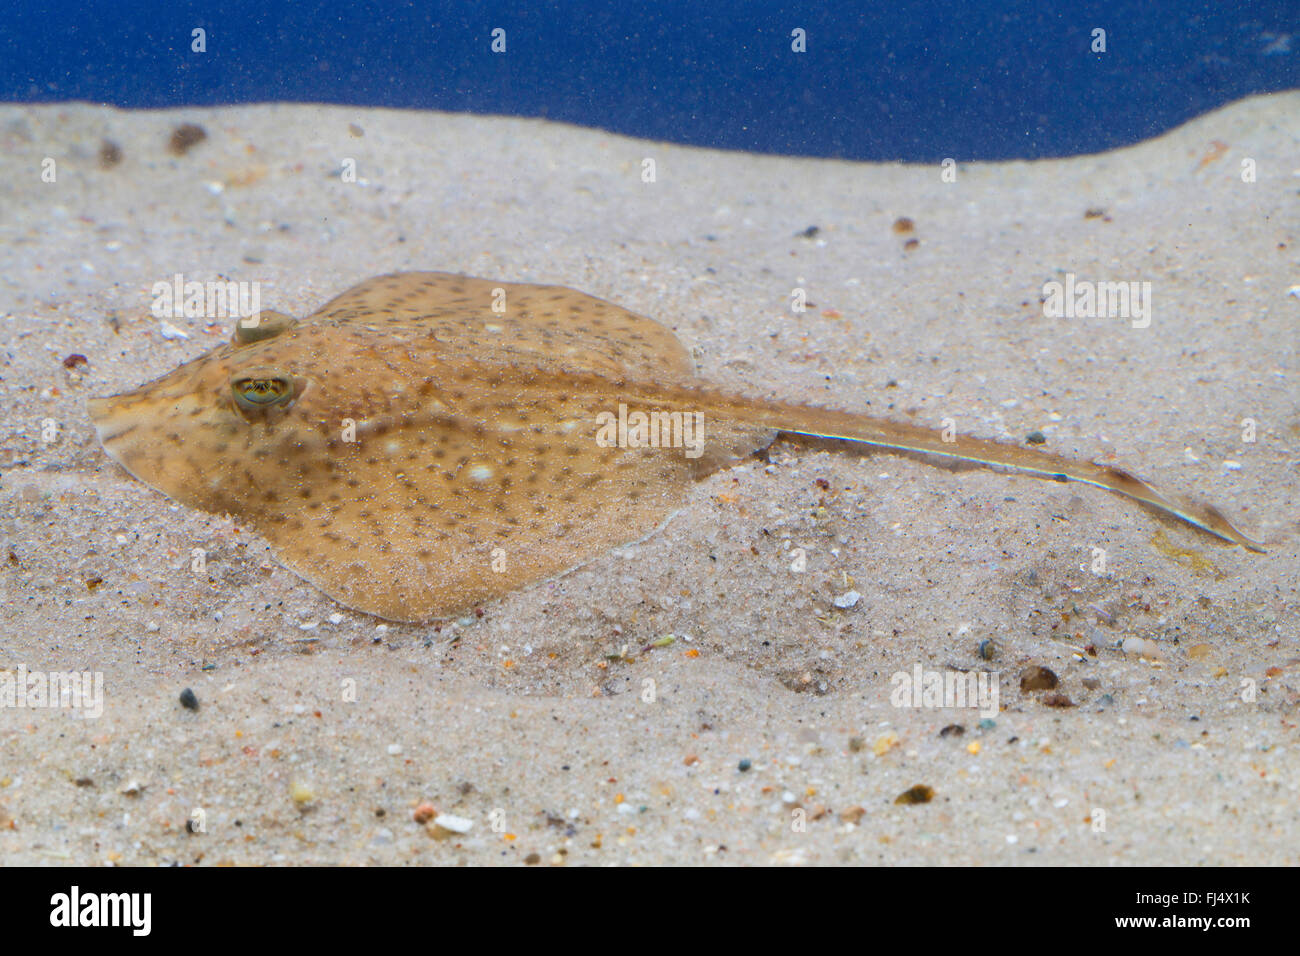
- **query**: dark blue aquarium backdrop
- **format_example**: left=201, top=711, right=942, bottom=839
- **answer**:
left=3, top=0, right=1297, bottom=161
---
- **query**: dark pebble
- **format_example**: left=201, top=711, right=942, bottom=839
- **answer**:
left=179, top=687, right=199, bottom=711
left=894, top=784, right=934, bottom=805
left=98, top=139, right=122, bottom=169
left=168, top=123, right=207, bottom=156
left=1020, top=666, right=1059, bottom=692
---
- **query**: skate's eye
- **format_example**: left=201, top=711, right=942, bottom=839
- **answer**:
left=231, top=367, right=297, bottom=410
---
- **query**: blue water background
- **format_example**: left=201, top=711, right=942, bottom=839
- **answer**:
left=3, top=0, right=1296, bottom=160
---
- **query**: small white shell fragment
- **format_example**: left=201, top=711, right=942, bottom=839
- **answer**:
left=159, top=320, right=190, bottom=341
left=1122, top=637, right=1160, bottom=659
left=432, top=813, right=474, bottom=834
left=833, top=590, right=862, bottom=609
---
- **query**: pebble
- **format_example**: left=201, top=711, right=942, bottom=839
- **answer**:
left=328, top=613, right=344, bottom=625
left=1019, top=666, right=1059, bottom=692
left=894, top=784, right=934, bottom=805
left=386, top=743, right=403, bottom=756
left=159, top=321, right=189, bottom=341
left=178, top=687, right=199, bottom=711
left=168, top=122, right=208, bottom=155
left=98, top=139, right=123, bottom=169
left=833, top=590, right=861, bottom=609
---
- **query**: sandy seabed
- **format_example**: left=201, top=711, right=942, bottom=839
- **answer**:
left=0, top=94, right=1296, bottom=866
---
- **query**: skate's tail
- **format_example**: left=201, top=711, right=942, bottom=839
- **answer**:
left=625, top=381, right=1266, bottom=553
